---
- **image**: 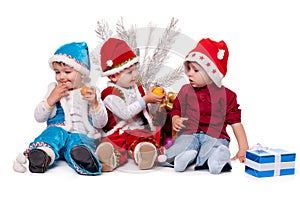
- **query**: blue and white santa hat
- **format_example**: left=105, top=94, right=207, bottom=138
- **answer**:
left=48, top=42, right=91, bottom=77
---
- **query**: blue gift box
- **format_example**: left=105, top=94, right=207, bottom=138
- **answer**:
left=245, top=148, right=296, bottom=178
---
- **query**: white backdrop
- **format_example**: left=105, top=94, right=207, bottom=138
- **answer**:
left=1, top=0, right=299, bottom=196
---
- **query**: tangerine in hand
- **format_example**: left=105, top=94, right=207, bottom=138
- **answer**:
left=152, top=87, right=164, bottom=96
left=80, top=86, right=91, bottom=96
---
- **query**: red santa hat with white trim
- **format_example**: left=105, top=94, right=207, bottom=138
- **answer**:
left=184, top=38, right=229, bottom=88
left=100, top=38, right=139, bottom=76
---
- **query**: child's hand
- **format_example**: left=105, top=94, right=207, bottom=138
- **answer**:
left=172, top=116, right=188, bottom=132
left=47, top=83, right=70, bottom=107
left=231, top=149, right=247, bottom=163
left=81, top=86, right=99, bottom=109
left=143, top=86, right=165, bottom=104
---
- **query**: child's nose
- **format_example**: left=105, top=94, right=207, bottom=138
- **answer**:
left=60, top=72, right=67, bottom=79
left=187, top=69, right=194, bottom=76
left=133, top=70, right=139, bottom=78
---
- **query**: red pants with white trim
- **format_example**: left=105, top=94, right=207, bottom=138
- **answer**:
left=101, top=129, right=159, bottom=167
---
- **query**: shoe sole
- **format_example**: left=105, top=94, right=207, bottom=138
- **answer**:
left=71, top=146, right=99, bottom=173
left=96, top=143, right=116, bottom=172
left=28, top=149, right=50, bottom=173
left=138, top=144, right=157, bottom=170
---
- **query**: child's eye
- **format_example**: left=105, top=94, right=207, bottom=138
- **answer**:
left=65, top=71, right=72, bottom=74
left=55, top=71, right=60, bottom=74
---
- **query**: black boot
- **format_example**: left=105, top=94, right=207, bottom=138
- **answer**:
left=28, top=149, right=51, bottom=173
left=221, top=162, right=232, bottom=173
left=194, top=160, right=209, bottom=171
left=71, top=146, right=99, bottom=173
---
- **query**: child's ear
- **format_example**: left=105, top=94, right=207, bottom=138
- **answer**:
left=109, top=74, right=118, bottom=83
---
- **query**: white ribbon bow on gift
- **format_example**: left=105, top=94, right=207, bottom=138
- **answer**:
left=250, top=143, right=268, bottom=151
left=250, top=143, right=281, bottom=176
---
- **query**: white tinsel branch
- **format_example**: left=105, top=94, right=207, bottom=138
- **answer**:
left=116, top=17, right=129, bottom=42
left=90, top=44, right=101, bottom=68
left=128, top=25, right=138, bottom=56
left=141, top=17, right=179, bottom=89
left=139, top=23, right=155, bottom=80
left=155, top=64, right=185, bottom=88
left=116, top=17, right=138, bottom=55
left=141, top=23, right=155, bottom=64
left=95, top=19, right=113, bottom=42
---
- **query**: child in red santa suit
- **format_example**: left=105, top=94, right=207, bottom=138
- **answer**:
left=159, top=38, right=249, bottom=174
left=95, top=38, right=165, bottom=171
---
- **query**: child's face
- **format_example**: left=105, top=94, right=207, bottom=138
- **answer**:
left=185, top=62, right=212, bottom=88
left=53, top=62, right=83, bottom=90
left=110, top=63, right=139, bottom=88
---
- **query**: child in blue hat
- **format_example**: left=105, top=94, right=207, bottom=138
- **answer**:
left=13, top=42, right=108, bottom=175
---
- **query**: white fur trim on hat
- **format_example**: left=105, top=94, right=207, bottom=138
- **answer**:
left=185, top=52, right=224, bottom=88
left=49, top=55, right=90, bottom=77
left=101, top=57, right=139, bottom=77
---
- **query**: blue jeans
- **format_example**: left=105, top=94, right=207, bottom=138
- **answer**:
left=27, top=126, right=102, bottom=175
left=163, top=134, right=195, bottom=165
left=164, top=132, right=231, bottom=174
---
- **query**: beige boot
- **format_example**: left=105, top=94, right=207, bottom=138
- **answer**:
left=134, top=142, right=157, bottom=170
left=13, top=153, right=27, bottom=173
left=95, top=142, right=117, bottom=172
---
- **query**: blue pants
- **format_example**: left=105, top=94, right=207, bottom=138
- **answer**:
left=26, top=126, right=102, bottom=175
left=163, top=132, right=231, bottom=174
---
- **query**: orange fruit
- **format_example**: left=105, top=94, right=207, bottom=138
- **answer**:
left=152, top=87, right=164, bottom=96
left=80, top=86, right=90, bottom=96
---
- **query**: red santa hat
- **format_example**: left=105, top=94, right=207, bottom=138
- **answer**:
left=184, top=38, right=229, bottom=88
left=100, top=38, right=139, bottom=76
